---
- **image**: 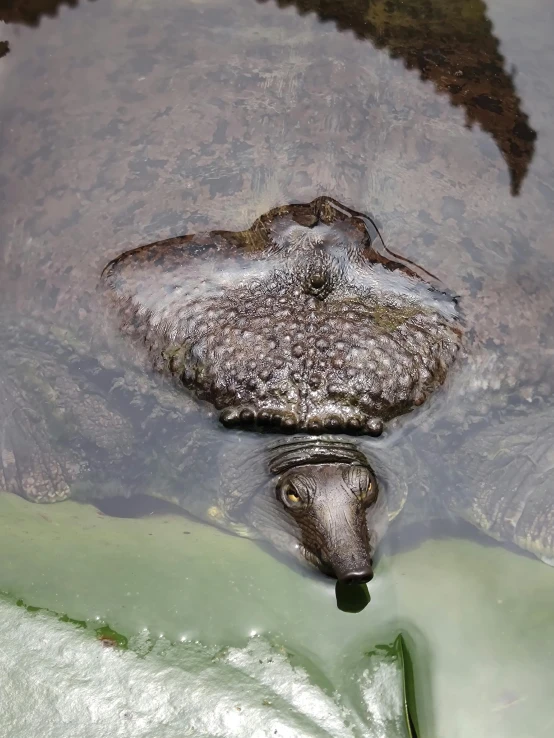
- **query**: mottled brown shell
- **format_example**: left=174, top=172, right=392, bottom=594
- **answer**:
left=103, top=197, right=462, bottom=435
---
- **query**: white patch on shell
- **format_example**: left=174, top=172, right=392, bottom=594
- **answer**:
left=345, top=261, right=458, bottom=320
left=274, top=223, right=329, bottom=250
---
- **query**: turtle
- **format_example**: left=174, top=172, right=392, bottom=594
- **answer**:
left=3, top=193, right=554, bottom=583
left=1, top=0, right=554, bottom=584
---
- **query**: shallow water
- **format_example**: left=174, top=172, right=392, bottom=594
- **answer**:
left=2, top=493, right=554, bottom=737
left=1, top=0, right=554, bottom=735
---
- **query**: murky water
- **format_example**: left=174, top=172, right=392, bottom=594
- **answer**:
left=1, top=0, right=554, bottom=735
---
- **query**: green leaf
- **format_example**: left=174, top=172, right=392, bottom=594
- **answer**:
left=396, top=634, right=418, bottom=738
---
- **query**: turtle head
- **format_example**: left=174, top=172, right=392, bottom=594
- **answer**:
left=242, top=437, right=404, bottom=583
left=275, top=461, right=381, bottom=583
left=243, top=437, right=395, bottom=582
left=264, top=452, right=396, bottom=584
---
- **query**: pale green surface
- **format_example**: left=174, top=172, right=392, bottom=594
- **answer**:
left=1, top=492, right=554, bottom=737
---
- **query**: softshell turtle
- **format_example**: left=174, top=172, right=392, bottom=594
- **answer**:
left=100, top=195, right=463, bottom=581
left=1, top=0, right=554, bottom=583
left=3, top=191, right=554, bottom=582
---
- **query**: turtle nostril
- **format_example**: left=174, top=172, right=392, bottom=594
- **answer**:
left=310, top=273, right=326, bottom=289
left=305, top=271, right=332, bottom=299
left=340, top=568, right=374, bottom=585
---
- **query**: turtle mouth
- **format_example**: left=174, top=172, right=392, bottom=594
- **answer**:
left=300, top=546, right=334, bottom=577
left=301, top=545, right=364, bottom=581
left=300, top=545, right=374, bottom=584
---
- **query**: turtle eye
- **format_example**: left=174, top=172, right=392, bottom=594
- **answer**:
left=355, top=474, right=377, bottom=504
left=286, top=488, right=301, bottom=503
left=364, top=477, right=378, bottom=505
left=278, top=482, right=306, bottom=509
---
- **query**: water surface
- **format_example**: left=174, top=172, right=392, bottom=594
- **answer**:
left=1, top=0, right=554, bottom=735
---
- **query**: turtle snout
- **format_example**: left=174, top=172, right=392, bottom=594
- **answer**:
left=337, top=565, right=374, bottom=585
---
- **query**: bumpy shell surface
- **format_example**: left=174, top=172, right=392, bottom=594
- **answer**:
left=103, top=197, right=461, bottom=435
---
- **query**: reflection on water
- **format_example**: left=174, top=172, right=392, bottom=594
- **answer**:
left=261, top=0, right=536, bottom=195
left=0, top=0, right=96, bottom=57
left=335, top=580, right=371, bottom=613
left=0, top=0, right=90, bottom=25
left=1, top=0, right=537, bottom=192
left=0, top=0, right=554, bottom=733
